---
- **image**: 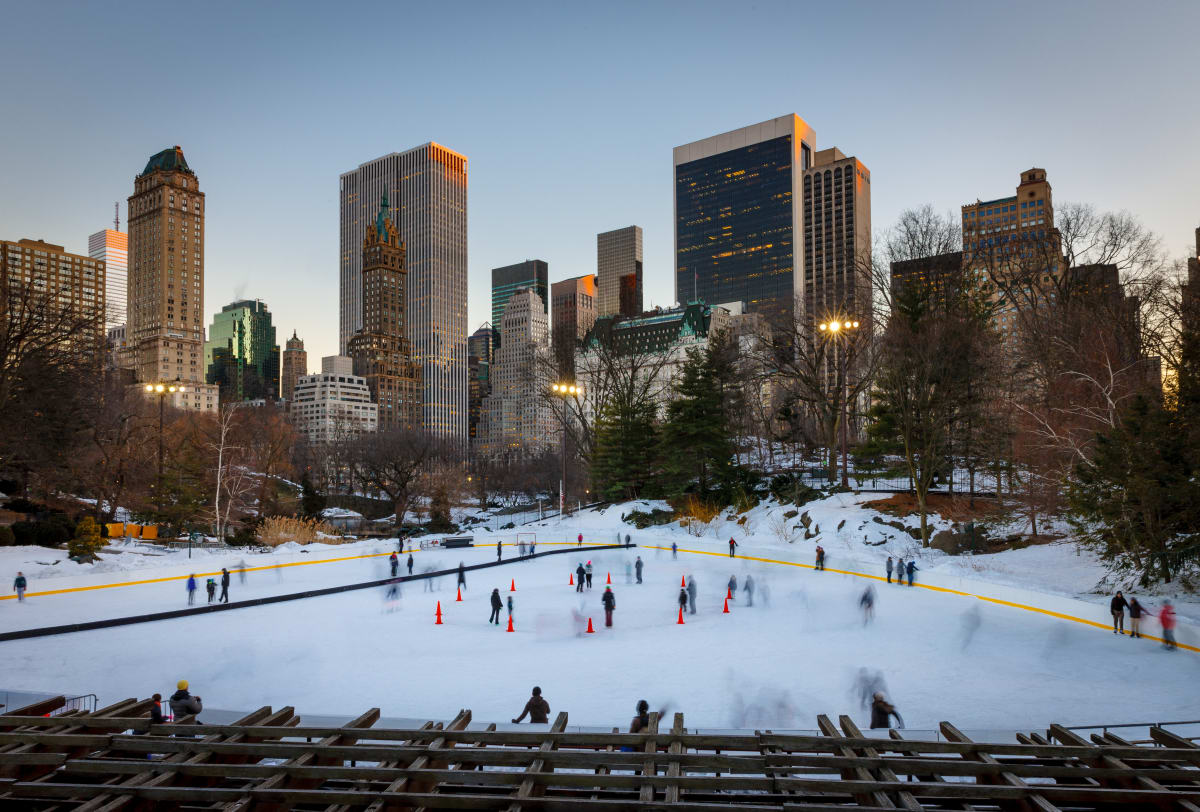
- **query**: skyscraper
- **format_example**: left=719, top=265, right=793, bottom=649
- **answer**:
left=281, top=329, right=307, bottom=402
left=801, top=148, right=872, bottom=328
left=477, top=288, right=553, bottom=458
left=347, top=194, right=422, bottom=431
left=491, top=260, right=548, bottom=330
left=339, top=144, right=468, bottom=442
left=127, top=146, right=218, bottom=410
left=204, top=299, right=280, bottom=402
left=467, top=324, right=493, bottom=442
left=551, top=274, right=597, bottom=376
left=597, top=226, right=642, bottom=317
left=1, top=238, right=106, bottom=350
left=674, top=115, right=816, bottom=325
left=88, top=218, right=127, bottom=329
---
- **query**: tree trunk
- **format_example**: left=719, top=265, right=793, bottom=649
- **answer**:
left=917, top=489, right=930, bottom=546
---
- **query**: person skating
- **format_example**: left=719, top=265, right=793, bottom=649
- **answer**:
left=869, top=692, right=902, bottom=729
left=12, top=572, right=26, bottom=602
left=629, top=699, right=666, bottom=733
left=577, top=532, right=583, bottom=547
left=575, top=563, right=586, bottom=593
left=1129, top=598, right=1145, bottom=638
left=389, top=552, right=399, bottom=578
left=906, top=560, right=918, bottom=586
left=625, top=561, right=633, bottom=584
left=860, top=585, right=876, bottom=625
left=686, top=576, right=697, bottom=614
left=634, top=556, right=643, bottom=584
left=1110, top=591, right=1128, bottom=634
left=895, top=558, right=904, bottom=585
left=489, top=588, right=503, bottom=625
left=885, top=557, right=893, bottom=584
left=602, top=585, right=616, bottom=627
left=671, top=542, right=677, bottom=560
left=506, top=594, right=514, bottom=619
left=205, top=578, right=216, bottom=603
left=407, top=552, right=414, bottom=575
left=512, top=686, right=550, bottom=724
left=186, top=574, right=197, bottom=605
left=743, top=574, right=755, bottom=607
left=1160, top=601, right=1177, bottom=650
left=219, top=568, right=230, bottom=603
left=728, top=574, right=737, bottom=601
left=169, top=680, right=202, bottom=720
left=457, top=562, right=467, bottom=591
left=237, top=559, right=247, bottom=585
left=815, top=546, right=825, bottom=571
left=585, top=561, right=593, bottom=589
left=728, top=538, right=737, bottom=557
left=497, top=541, right=502, bottom=561
left=678, top=586, right=689, bottom=615
left=624, top=533, right=631, bottom=547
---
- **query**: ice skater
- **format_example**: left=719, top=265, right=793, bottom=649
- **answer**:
left=1110, top=591, right=1128, bottom=634
left=457, top=562, right=467, bottom=592
left=407, top=552, right=414, bottom=575
left=686, top=576, right=697, bottom=614
left=575, top=563, right=586, bottom=593
left=870, top=692, right=903, bottom=729
left=489, top=588, right=503, bottom=625
left=237, top=559, right=247, bottom=585
left=625, top=560, right=633, bottom=584
left=497, top=541, right=502, bottom=561
left=885, top=556, right=893, bottom=584
left=12, top=572, right=26, bottom=602
left=635, top=556, right=643, bottom=584
left=186, top=574, right=197, bottom=605
left=512, top=686, right=550, bottom=724
left=814, top=545, right=825, bottom=571
left=1160, top=600, right=1177, bottom=650
left=506, top=594, right=514, bottom=619
left=389, top=552, right=399, bottom=577
left=586, top=561, right=593, bottom=589
left=728, top=574, right=737, bottom=601
left=602, top=585, right=616, bottom=627
left=1129, top=598, right=1145, bottom=638
left=577, top=533, right=583, bottom=547
left=728, top=537, right=737, bottom=557
left=743, top=574, right=755, bottom=607
left=859, top=585, right=875, bottom=625
left=671, top=542, right=677, bottom=560
left=678, top=586, right=689, bottom=615
left=895, top=557, right=904, bottom=585
left=219, top=568, right=230, bottom=603
left=905, top=559, right=918, bottom=586
left=205, top=578, right=216, bottom=603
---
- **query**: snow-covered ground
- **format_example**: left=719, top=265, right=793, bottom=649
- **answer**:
left=1, top=493, right=1196, bottom=732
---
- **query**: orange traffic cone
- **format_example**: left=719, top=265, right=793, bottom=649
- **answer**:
left=506, top=615, right=515, bottom=632
left=606, top=572, right=611, bottom=585
left=456, top=587, right=463, bottom=602
left=569, top=573, right=574, bottom=586
left=677, top=606, right=685, bottom=625
left=681, top=575, right=686, bottom=588
left=586, top=618, right=595, bottom=633
left=723, top=597, right=730, bottom=614
left=435, top=601, right=443, bottom=624
left=510, top=579, right=516, bottom=592
left=727, top=585, right=733, bottom=600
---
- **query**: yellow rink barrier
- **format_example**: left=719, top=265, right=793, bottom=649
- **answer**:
left=645, top=543, right=1199, bottom=654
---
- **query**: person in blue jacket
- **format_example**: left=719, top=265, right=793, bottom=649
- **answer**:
left=186, top=574, right=197, bottom=605
left=906, top=560, right=918, bottom=586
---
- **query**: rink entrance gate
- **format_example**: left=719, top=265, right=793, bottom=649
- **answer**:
left=2, top=696, right=1200, bottom=810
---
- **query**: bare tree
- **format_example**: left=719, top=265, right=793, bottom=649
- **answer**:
left=346, top=427, right=438, bottom=525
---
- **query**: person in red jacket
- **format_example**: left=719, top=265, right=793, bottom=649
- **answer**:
left=1160, top=601, right=1177, bottom=650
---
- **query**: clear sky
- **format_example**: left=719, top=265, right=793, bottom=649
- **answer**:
left=1, top=0, right=1197, bottom=366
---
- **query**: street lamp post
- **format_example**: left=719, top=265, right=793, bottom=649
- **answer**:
left=550, top=382, right=583, bottom=517
left=144, top=380, right=185, bottom=515
left=817, top=319, right=859, bottom=489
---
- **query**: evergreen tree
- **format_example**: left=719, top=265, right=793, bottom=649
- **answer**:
left=299, top=473, right=326, bottom=519
left=69, top=516, right=104, bottom=560
left=590, top=400, right=659, bottom=501
left=659, top=335, right=737, bottom=499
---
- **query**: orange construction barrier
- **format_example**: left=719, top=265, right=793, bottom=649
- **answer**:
left=141, top=525, right=158, bottom=541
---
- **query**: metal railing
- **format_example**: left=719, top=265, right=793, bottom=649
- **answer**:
left=50, top=694, right=97, bottom=716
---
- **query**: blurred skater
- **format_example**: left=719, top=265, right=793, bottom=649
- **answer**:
left=859, top=585, right=875, bottom=625
left=512, top=686, right=550, bottom=723
left=237, top=559, right=247, bottom=585
left=602, top=585, right=616, bottom=627
left=870, top=693, right=903, bottom=729
left=728, top=537, right=737, bottom=557
left=407, top=552, right=413, bottom=575
left=671, top=542, right=677, bottom=559
left=506, top=594, right=514, bottom=619
left=457, top=562, right=467, bottom=591
left=678, top=586, right=689, bottom=615
left=205, top=578, right=216, bottom=603
left=625, top=560, right=633, bottom=584
left=1110, top=591, right=1128, bottom=634
left=686, top=576, right=697, bottom=614
left=219, top=568, right=230, bottom=603
left=1160, top=600, right=1177, bottom=650
left=575, top=563, right=586, bottom=593
left=389, top=552, right=399, bottom=577
left=906, top=560, right=918, bottom=586
left=895, top=557, right=904, bottom=585
left=489, top=588, right=503, bottom=625
left=815, top=545, right=825, bottom=571
left=628, top=700, right=669, bottom=733
left=635, top=556, right=643, bottom=584
left=1129, top=597, right=1145, bottom=638
left=578, top=533, right=583, bottom=547
left=186, top=574, right=197, bottom=605
left=13, top=572, right=26, bottom=602
left=586, top=561, right=593, bottom=589
left=744, top=574, right=755, bottom=607
left=960, top=605, right=982, bottom=650
left=728, top=574, right=737, bottom=601
left=497, top=541, right=502, bottom=561
left=423, top=565, right=436, bottom=592
left=885, top=557, right=893, bottom=584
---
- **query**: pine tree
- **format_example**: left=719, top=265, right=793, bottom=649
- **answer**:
left=299, top=473, right=326, bottom=519
left=69, top=516, right=105, bottom=560
left=591, top=400, right=659, bottom=501
left=659, top=337, right=736, bottom=499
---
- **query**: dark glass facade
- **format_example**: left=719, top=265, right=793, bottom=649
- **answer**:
left=675, top=136, right=795, bottom=320
left=491, top=260, right=548, bottom=329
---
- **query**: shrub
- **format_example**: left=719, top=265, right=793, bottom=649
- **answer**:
left=768, top=473, right=822, bottom=506
left=12, top=513, right=74, bottom=548
left=3, top=498, right=41, bottom=514
left=256, top=516, right=341, bottom=547
left=0, top=525, right=14, bottom=546
left=69, top=517, right=105, bottom=560
left=623, top=509, right=675, bottom=529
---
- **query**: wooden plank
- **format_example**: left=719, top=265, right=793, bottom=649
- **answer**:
left=838, top=715, right=921, bottom=811
left=1, top=697, right=66, bottom=717
left=506, top=711, right=568, bottom=812
left=364, top=709, right=472, bottom=812
left=638, top=711, right=660, bottom=804
left=888, top=729, right=976, bottom=812
left=817, top=713, right=893, bottom=808
left=941, top=721, right=1060, bottom=812
left=1050, top=723, right=1199, bottom=812
left=663, top=713, right=685, bottom=805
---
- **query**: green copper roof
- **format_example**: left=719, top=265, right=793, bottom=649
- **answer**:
left=376, top=192, right=390, bottom=236
left=140, top=146, right=193, bottom=177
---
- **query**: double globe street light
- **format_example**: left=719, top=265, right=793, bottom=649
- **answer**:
left=550, top=382, right=583, bottom=516
left=817, top=319, right=859, bottom=489
left=144, top=380, right=185, bottom=514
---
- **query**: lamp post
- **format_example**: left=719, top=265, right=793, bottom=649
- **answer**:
left=550, top=382, right=583, bottom=517
left=817, top=319, right=859, bottom=489
left=144, top=379, right=185, bottom=515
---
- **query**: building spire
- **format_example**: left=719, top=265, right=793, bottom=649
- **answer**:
left=376, top=192, right=390, bottom=238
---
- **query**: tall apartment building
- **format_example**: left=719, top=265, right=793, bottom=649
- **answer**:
left=597, top=226, right=643, bottom=317
left=674, top=115, right=816, bottom=325
left=290, top=355, right=379, bottom=444
left=88, top=225, right=127, bottom=329
left=204, top=299, right=280, bottom=402
left=801, top=148, right=872, bottom=328
left=477, top=288, right=553, bottom=458
left=1, top=238, right=106, bottom=351
left=281, top=330, right=307, bottom=402
left=468, top=324, right=493, bottom=442
left=127, top=146, right=218, bottom=410
left=347, top=194, right=422, bottom=431
left=339, top=144, right=468, bottom=442
left=551, top=274, right=597, bottom=376
left=491, top=260, right=548, bottom=334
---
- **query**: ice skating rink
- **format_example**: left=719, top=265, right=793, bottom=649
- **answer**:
left=1, top=530, right=1196, bottom=731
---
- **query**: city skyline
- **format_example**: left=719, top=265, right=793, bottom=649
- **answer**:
left=1, top=1, right=1197, bottom=365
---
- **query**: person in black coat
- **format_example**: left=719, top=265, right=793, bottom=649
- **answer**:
left=634, top=557, right=643, bottom=584
left=905, top=560, right=918, bottom=586
left=575, top=563, right=586, bottom=593
left=489, top=588, right=503, bottom=625
left=870, top=693, right=902, bottom=729
left=389, top=552, right=398, bottom=577
left=602, top=586, right=616, bottom=627
left=169, top=680, right=202, bottom=719
left=219, top=568, right=230, bottom=603
left=1110, top=591, right=1128, bottom=634
left=407, top=553, right=414, bottom=575
left=457, top=562, right=467, bottom=590
left=678, top=587, right=688, bottom=612
left=1129, top=597, right=1145, bottom=638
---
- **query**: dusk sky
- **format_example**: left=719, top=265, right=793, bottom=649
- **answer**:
left=2, top=0, right=1197, bottom=365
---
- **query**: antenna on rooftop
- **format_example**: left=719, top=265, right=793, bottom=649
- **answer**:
left=114, top=202, right=120, bottom=232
